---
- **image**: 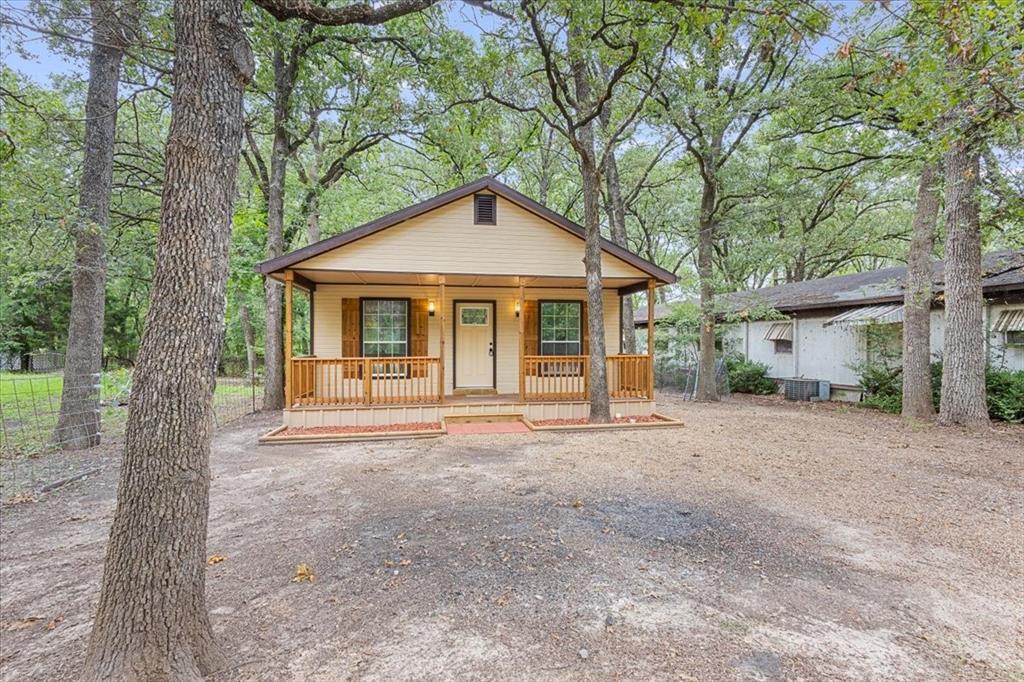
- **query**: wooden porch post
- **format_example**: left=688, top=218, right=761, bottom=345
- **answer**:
left=518, top=278, right=525, bottom=400
left=438, top=276, right=446, bottom=403
left=284, top=270, right=294, bottom=408
left=647, top=279, right=655, bottom=399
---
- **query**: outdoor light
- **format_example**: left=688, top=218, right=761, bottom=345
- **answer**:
left=428, top=300, right=436, bottom=317
left=515, top=300, right=521, bottom=317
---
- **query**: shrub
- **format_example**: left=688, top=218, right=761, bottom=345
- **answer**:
left=725, top=355, right=777, bottom=395
left=855, top=360, right=1024, bottom=423
left=986, top=368, right=1024, bottom=423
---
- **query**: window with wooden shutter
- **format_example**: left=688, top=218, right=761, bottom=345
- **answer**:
left=341, top=298, right=360, bottom=377
left=474, top=194, right=496, bottom=225
left=523, top=300, right=538, bottom=355
left=410, top=299, right=429, bottom=377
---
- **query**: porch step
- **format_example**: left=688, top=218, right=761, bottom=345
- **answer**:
left=443, top=413, right=531, bottom=435
left=452, top=388, right=499, bottom=396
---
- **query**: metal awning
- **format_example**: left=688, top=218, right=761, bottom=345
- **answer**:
left=763, top=322, right=793, bottom=341
left=824, top=303, right=904, bottom=327
left=993, top=309, right=1024, bottom=332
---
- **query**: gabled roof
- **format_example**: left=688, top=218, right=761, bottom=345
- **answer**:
left=718, top=250, right=1024, bottom=314
left=257, top=177, right=677, bottom=284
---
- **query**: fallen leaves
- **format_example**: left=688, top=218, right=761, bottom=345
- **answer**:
left=293, top=563, right=315, bottom=583
left=572, top=499, right=585, bottom=509
left=207, top=555, right=226, bottom=565
left=3, top=494, right=35, bottom=507
left=383, top=558, right=412, bottom=568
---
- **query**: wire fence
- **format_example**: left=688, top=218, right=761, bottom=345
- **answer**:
left=0, top=365, right=263, bottom=495
left=654, top=351, right=730, bottom=400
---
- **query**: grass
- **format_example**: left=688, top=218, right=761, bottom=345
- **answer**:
left=0, top=370, right=260, bottom=459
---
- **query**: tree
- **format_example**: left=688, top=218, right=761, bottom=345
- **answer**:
left=647, top=0, right=825, bottom=401
left=901, top=162, right=940, bottom=419
left=53, top=0, right=137, bottom=449
left=484, top=0, right=669, bottom=422
left=83, top=0, right=440, bottom=676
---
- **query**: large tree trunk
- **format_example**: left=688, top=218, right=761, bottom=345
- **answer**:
left=262, top=46, right=292, bottom=411
left=938, top=139, right=988, bottom=428
left=695, top=175, right=719, bottom=401
left=901, top=162, right=940, bottom=420
left=240, top=302, right=257, bottom=382
left=82, top=0, right=252, bottom=677
left=604, top=149, right=636, bottom=354
left=54, top=0, right=133, bottom=450
left=581, top=152, right=611, bottom=423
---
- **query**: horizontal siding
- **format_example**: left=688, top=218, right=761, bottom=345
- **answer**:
left=299, top=195, right=646, bottom=279
left=312, top=285, right=622, bottom=394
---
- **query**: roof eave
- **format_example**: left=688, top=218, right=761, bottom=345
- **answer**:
left=255, top=177, right=677, bottom=285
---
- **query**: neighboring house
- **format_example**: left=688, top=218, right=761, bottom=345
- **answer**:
left=714, top=251, right=1024, bottom=400
left=257, top=177, right=676, bottom=427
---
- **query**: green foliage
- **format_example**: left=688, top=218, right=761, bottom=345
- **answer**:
left=984, top=368, right=1024, bottom=424
left=724, top=355, right=777, bottom=395
left=856, top=361, right=1023, bottom=423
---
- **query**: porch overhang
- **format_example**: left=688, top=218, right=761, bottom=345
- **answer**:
left=263, top=267, right=660, bottom=295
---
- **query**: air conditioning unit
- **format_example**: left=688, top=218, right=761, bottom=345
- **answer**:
left=784, top=378, right=830, bottom=402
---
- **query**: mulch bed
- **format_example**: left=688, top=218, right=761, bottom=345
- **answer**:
left=279, top=422, right=441, bottom=436
left=531, top=416, right=666, bottom=427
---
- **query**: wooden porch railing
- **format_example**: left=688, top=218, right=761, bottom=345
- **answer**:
left=522, top=354, right=652, bottom=401
left=523, top=355, right=589, bottom=400
left=290, top=356, right=442, bottom=406
left=607, top=354, right=652, bottom=399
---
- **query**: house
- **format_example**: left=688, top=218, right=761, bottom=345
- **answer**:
left=257, top=177, right=676, bottom=428
left=713, top=251, right=1024, bottom=400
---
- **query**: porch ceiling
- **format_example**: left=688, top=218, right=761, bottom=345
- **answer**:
left=281, top=268, right=652, bottom=291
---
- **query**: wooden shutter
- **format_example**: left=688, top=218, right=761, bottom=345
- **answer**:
left=580, top=300, right=589, bottom=356
left=342, top=298, right=360, bottom=377
left=410, top=299, right=429, bottom=377
left=523, top=300, right=538, bottom=355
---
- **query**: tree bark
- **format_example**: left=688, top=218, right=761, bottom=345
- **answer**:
left=695, top=174, right=719, bottom=401
left=901, top=162, right=940, bottom=420
left=55, top=0, right=134, bottom=450
left=938, top=139, right=988, bottom=428
left=570, top=52, right=610, bottom=423
left=262, top=45, right=293, bottom=411
left=82, top=0, right=253, bottom=677
left=604, top=148, right=636, bottom=354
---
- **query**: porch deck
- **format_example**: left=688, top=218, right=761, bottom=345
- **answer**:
left=282, top=391, right=656, bottom=428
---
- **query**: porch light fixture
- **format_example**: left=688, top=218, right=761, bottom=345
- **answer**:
left=514, top=300, right=521, bottom=317
left=428, top=300, right=436, bottom=317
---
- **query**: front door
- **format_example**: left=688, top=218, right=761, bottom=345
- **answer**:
left=455, top=302, right=495, bottom=389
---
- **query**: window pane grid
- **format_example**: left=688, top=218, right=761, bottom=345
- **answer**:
left=363, top=300, right=408, bottom=358
left=540, top=302, right=581, bottom=356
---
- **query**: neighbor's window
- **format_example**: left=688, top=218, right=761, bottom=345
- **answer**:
left=540, top=301, right=582, bottom=355
left=362, top=299, right=408, bottom=357
left=1007, top=330, right=1024, bottom=347
left=774, top=339, right=793, bottom=354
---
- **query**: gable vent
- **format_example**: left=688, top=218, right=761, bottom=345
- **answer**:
left=474, top=194, right=496, bottom=225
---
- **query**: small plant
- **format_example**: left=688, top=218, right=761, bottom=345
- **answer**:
left=724, top=355, right=777, bottom=395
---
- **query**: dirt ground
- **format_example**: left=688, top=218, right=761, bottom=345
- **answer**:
left=1, top=393, right=1022, bottom=681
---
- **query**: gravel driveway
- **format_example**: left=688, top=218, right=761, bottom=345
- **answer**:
left=1, top=394, right=1022, bottom=680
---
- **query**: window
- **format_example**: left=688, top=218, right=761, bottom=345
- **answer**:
left=361, top=299, right=408, bottom=358
left=474, top=194, right=496, bottom=224
left=540, top=301, right=582, bottom=356
left=773, top=339, right=793, bottom=354
left=1007, top=330, right=1024, bottom=347
left=460, top=306, right=489, bottom=326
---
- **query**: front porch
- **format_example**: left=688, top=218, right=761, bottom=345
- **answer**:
left=280, top=271, right=658, bottom=415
